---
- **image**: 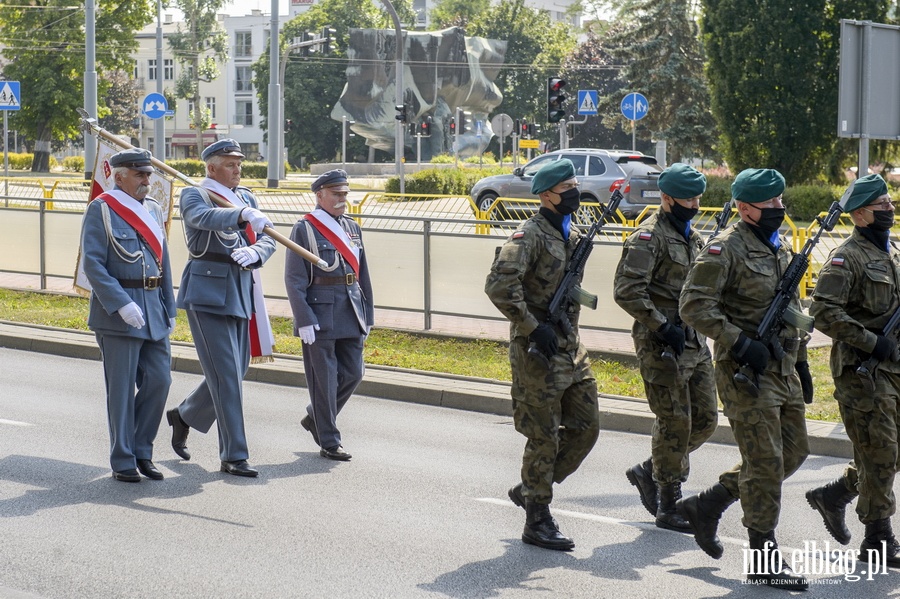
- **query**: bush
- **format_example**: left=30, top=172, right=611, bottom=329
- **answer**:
left=8, top=152, right=33, bottom=170
left=61, top=156, right=85, bottom=172
left=384, top=166, right=509, bottom=195
left=464, top=154, right=497, bottom=165
left=702, top=175, right=732, bottom=207
left=429, top=154, right=455, bottom=164
left=168, top=159, right=206, bottom=177
left=239, top=161, right=269, bottom=179
left=783, top=185, right=840, bottom=221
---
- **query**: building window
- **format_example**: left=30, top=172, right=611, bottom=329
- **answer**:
left=164, top=59, right=174, bottom=80
left=148, top=59, right=157, bottom=81
left=235, top=31, right=252, bottom=58
left=236, top=100, right=253, bottom=126
left=235, top=66, right=253, bottom=92
left=206, top=97, right=216, bottom=119
left=187, top=100, right=195, bottom=116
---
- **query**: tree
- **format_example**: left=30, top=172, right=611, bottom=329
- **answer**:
left=468, top=0, right=576, bottom=147
left=430, top=0, right=489, bottom=29
left=167, top=0, right=229, bottom=157
left=601, top=0, right=718, bottom=162
left=0, top=0, right=152, bottom=171
left=254, top=0, right=416, bottom=165
left=702, top=0, right=887, bottom=183
left=99, top=70, right=141, bottom=140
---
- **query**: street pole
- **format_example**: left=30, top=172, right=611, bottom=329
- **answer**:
left=155, top=0, right=165, bottom=160
left=379, top=0, right=404, bottom=194
left=266, top=0, right=281, bottom=188
left=83, top=0, right=97, bottom=179
left=342, top=115, right=347, bottom=170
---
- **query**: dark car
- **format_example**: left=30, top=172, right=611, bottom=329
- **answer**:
left=470, top=149, right=661, bottom=222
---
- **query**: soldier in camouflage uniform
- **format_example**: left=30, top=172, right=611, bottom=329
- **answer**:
left=614, top=163, right=718, bottom=532
left=677, top=168, right=810, bottom=590
left=485, top=159, right=600, bottom=552
left=805, top=174, right=900, bottom=567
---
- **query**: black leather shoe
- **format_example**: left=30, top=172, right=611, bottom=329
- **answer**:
left=112, top=469, right=141, bottom=483
left=301, top=414, right=320, bottom=446
left=220, top=459, right=259, bottom=477
left=166, top=408, right=191, bottom=461
left=320, top=446, right=352, bottom=461
left=136, top=459, right=164, bottom=480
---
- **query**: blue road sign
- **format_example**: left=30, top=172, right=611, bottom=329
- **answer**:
left=142, top=93, right=168, bottom=120
left=577, top=90, right=598, bottom=115
left=620, top=92, right=648, bottom=121
left=0, top=81, right=21, bottom=111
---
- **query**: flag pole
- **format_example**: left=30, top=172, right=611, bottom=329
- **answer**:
left=78, top=108, right=326, bottom=269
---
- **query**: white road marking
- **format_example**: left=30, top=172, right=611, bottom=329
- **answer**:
left=0, top=418, right=33, bottom=427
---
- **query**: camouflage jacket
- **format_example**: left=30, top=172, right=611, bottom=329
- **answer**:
left=484, top=213, right=582, bottom=349
left=680, top=220, right=807, bottom=375
left=811, top=228, right=900, bottom=376
left=614, top=211, right=706, bottom=344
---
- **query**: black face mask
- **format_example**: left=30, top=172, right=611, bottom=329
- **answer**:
left=753, top=207, right=785, bottom=237
left=868, top=209, right=895, bottom=232
left=554, top=188, right=581, bottom=215
left=670, top=201, right=698, bottom=222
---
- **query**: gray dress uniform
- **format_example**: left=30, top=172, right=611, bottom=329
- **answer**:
left=174, top=185, right=276, bottom=462
left=81, top=187, right=176, bottom=474
left=284, top=212, right=374, bottom=451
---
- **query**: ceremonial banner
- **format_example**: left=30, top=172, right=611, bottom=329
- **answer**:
left=73, top=136, right=175, bottom=294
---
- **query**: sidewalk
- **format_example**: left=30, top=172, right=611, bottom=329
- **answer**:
left=0, top=272, right=850, bottom=459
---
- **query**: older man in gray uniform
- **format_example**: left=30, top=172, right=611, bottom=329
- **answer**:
left=80, top=148, right=176, bottom=482
left=165, top=139, right=276, bottom=477
left=285, top=169, right=374, bottom=461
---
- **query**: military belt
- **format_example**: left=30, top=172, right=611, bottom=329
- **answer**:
left=192, top=252, right=235, bottom=265
left=118, top=276, right=162, bottom=290
left=312, top=273, right=356, bottom=286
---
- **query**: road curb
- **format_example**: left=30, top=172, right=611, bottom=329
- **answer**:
left=0, top=320, right=851, bottom=459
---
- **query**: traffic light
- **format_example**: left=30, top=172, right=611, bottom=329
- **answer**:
left=449, top=118, right=456, bottom=134
left=547, top=77, right=567, bottom=123
left=421, top=117, right=432, bottom=137
left=528, top=123, right=535, bottom=137
left=395, top=104, right=408, bottom=123
left=458, top=112, right=468, bottom=132
left=514, top=119, right=521, bottom=136
left=408, top=122, right=417, bottom=137
left=322, top=27, right=336, bottom=54
left=285, top=119, right=293, bottom=132
left=521, top=121, right=529, bottom=137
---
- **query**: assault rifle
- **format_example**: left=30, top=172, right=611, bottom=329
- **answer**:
left=734, top=200, right=844, bottom=397
left=527, top=189, right=624, bottom=367
left=856, top=305, right=900, bottom=392
left=709, top=200, right=733, bottom=241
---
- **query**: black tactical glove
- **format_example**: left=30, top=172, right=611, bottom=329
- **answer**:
left=795, top=361, right=814, bottom=404
left=529, top=324, right=558, bottom=359
left=655, top=320, right=686, bottom=357
left=731, top=332, right=770, bottom=374
left=872, top=335, right=897, bottom=362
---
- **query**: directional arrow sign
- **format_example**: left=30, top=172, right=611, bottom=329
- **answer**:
left=0, top=81, right=21, bottom=111
left=620, top=92, right=648, bottom=121
left=141, top=92, right=168, bottom=120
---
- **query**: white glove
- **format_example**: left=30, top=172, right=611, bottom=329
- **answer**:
left=231, top=247, right=260, bottom=267
left=241, top=207, right=273, bottom=234
left=299, top=324, right=319, bottom=344
left=118, top=302, right=145, bottom=329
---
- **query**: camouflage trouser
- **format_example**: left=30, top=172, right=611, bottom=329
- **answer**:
left=834, top=368, right=900, bottom=523
left=510, top=336, right=600, bottom=504
left=642, top=356, right=718, bottom=484
left=715, top=360, right=810, bottom=532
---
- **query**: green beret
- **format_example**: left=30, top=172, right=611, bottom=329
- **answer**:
left=731, top=168, right=785, bottom=203
left=843, top=174, right=889, bottom=212
left=658, top=163, right=706, bottom=199
left=531, top=159, right=576, bottom=195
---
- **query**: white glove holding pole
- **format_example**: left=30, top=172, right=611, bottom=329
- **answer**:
left=299, top=324, right=319, bottom=344
left=118, top=302, right=145, bottom=329
left=231, top=247, right=260, bottom=267
left=241, top=207, right=273, bottom=234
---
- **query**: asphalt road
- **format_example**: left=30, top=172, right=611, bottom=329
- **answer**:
left=0, top=348, right=893, bottom=598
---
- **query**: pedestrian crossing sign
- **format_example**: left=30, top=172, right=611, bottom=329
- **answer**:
left=577, top=90, right=598, bottom=115
left=0, top=81, right=20, bottom=111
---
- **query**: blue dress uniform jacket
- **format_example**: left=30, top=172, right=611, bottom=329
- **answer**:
left=80, top=192, right=176, bottom=473
left=285, top=212, right=374, bottom=450
left=174, top=185, right=276, bottom=462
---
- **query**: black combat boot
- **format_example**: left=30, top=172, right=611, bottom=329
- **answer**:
left=656, top=482, right=692, bottom=532
left=676, top=482, right=738, bottom=559
left=522, top=501, right=575, bottom=551
left=805, top=476, right=858, bottom=545
left=625, top=458, right=658, bottom=517
left=860, top=518, right=900, bottom=568
left=746, top=529, right=808, bottom=591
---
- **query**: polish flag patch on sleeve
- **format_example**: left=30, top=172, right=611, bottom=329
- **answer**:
left=638, top=232, right=653, bottom=241
left=708, top=245, right=722, bottom=255
left=512, top=231, right=525, bottom=239
left=831, top=255, right=845, bottom=266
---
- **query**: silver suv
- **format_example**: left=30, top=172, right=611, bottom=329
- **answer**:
left=470, top=148, right=662, bottom=221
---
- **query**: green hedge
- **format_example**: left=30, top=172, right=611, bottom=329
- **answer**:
left=61, top=156, right=85, bottom=172
left=702, top=175, right=840, bottom=221
left=165, top=159, right=271, bottom=180
left=5, top=153, right=57, bottom=170
left=384, top=166, right=509, bottom=195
